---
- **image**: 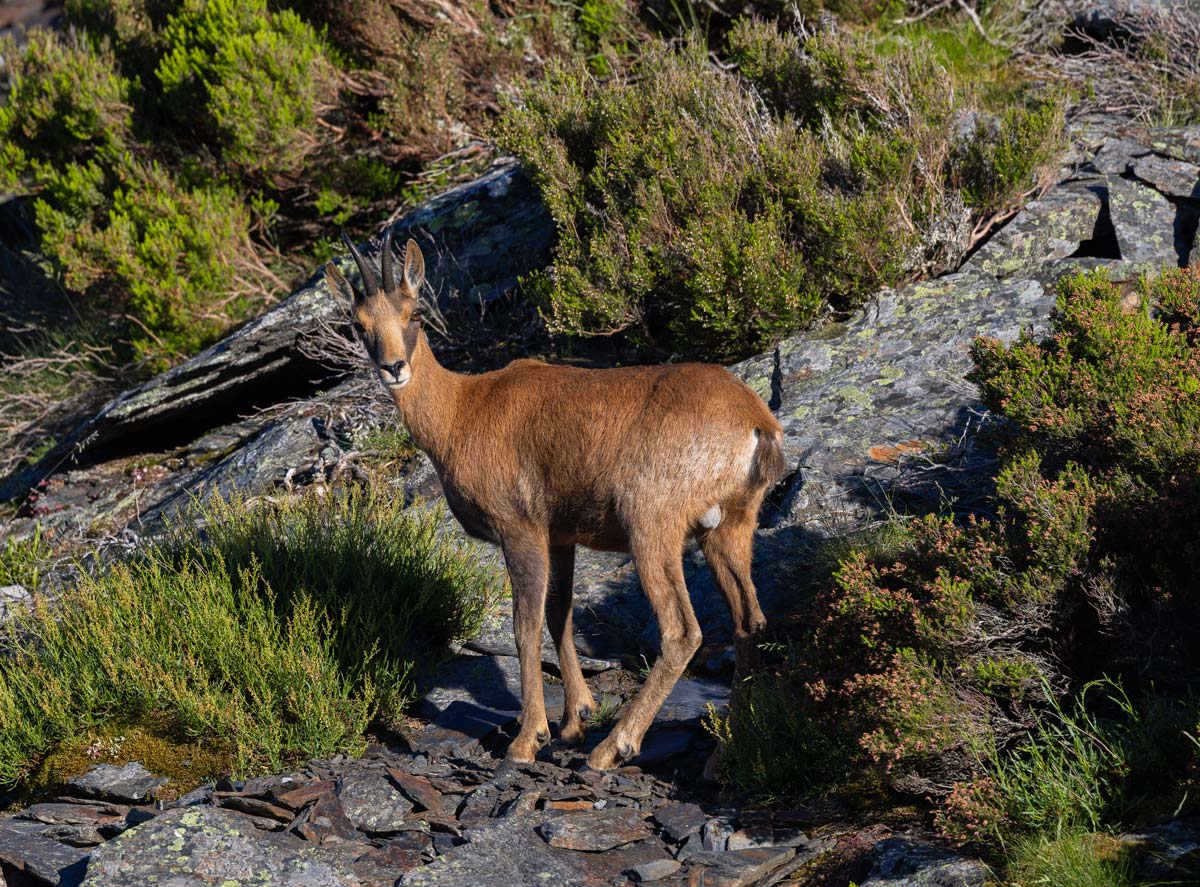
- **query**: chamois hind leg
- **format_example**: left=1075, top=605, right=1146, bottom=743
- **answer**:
left=587, top=528, right=700, bottom=770
left=545, top=544, right=596, bottom=747
left=699, top=498, right=767, bottom=678
left=501, top=531, right=552, bottom=762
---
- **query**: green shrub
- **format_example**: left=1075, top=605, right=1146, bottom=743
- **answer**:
left=497, top=22, right=1064, bottom=360
left=156, top=0, right=336, bottom=175
left=155, top=487, right=504, bottom=716
left=0, top=487, right=503, bottom=786
left=716, top=267, right=1200, bottom=805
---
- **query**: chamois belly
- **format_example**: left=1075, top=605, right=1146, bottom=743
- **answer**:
left=441, top=485, right=501, bottom=545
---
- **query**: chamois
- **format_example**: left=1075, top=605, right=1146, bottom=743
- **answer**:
left=325, top=229, right=788, bottom=769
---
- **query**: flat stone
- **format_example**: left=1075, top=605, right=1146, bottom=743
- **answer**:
left=0, top=824, right=90, bottom=887
left=1132, top=154, right=1200, bottom=198
left=0, top=584, right=31, bottom=621
left=16, top=804, right=126, bottom=828
left=1091, top=137, right=1152, bottom=175
left=859, top=837, right=994, bottom=887
left=217, top=795, right=295, bottom=823
left=80, top=807, right=363, bottom=886
left=351, top=832, right=433, bottom=884
left=1144, top=125, right=1200, bottom=164
left=653, top=803, right=708, bottom=843
left=337, top=771, right=414, bottom=835
left=65, top=763, right=161, bottom=805
left=962, top=181, right=1102, bottom=278
left=271, top=780, right=335, bottom=810
left=1123, top=816, right=1200, bottom=881
left=398, top=814, right=666, bottom=887
left=1107, top=175, right=1181, bottom=265
left=629, top=857, right=682, bottom=881
left=685, top=848, right=797, bottom=887
left=414, top=655, right=564, bottom=755
left=387, top=769, right=446, bottom=815
left=537, top=808, right=652, bottom=852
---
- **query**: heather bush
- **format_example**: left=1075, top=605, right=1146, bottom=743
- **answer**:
left=716, top=268, right=1200, bottom=808
left=497, top=21, right=1064, bottom=359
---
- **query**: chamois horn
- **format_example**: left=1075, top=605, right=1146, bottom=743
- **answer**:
left=380, top=226, right=396, bottom=293
left=340, top=231, right=379, bottom=298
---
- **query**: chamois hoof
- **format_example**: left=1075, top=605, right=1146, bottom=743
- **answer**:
left=507, top=724, right=551, bottom=762
left=586, top=736, right=636, bottom=770
left=559, top=721, right=587, bottom=748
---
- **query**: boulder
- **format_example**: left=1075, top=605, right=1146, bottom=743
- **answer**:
left=858, top=837, right=994, bottom=887
left=66, top=763, right=162, bottom=805
left=80, top=807, right=363, bottom=887
left=1107, top=174, right=1183, bottom=265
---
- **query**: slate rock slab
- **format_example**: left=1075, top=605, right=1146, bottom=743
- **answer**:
left=0, top=584, right=30, bottom=622
left=654, top=803, right=708, bottom=843
left=0, top=824, right=90, bottom=887
left=962, top=180, right=1102, bottom=278
left=858, top=837, right=994, bottom=887
left=66, top=763, right=161, bottom=805
left=337, top=771, right=414, bottom=835
left=414, top=655, right=564, bottom=755
left=685, top=848, right=797, bottom=887
left=1107, top=175, right=1181, bottom=265
left=398, top=814, right=669, bottom=887
left=81, top=807, right=363, bottom=886
left=1132, top=154, right=1200, bottom=198
left=629, top=857, right=682, bottom=881
left=1090, top=136, right=1152, bottom=175
left=537, top=808, right=651, bottom=851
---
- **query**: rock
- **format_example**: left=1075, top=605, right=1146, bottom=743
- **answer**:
left=702, top=816, right=736, bottom=852
left=537, top=808, right=651, bottom=852
left=859, top=837, right=995, bottom=887
left=1132, top=154, right=1200, bottom=198
left=9, top=159, right=554, bottom=490
left=963, top=180, right=1103, bottom=278
left=628, top=857, right=682, bottom=881
left=1123, top=816, right=1200, bottom=881
left=1107, top=175, right=1182, bottom=265
left=0, top=584, right=30, bottom=621
left=684, top=848, right=797, bottom=887
left=414, top=655, right=564, bottom=756
left=398, top=814, right=667, bottom=887
left=216, top=795, right=296, bottom=823
left=65, top=763, right=162, bottom=805
left=0, top=824, right=89, bottom=887
left=653, top=803, right=708, bottom=843
left=1144, top=125, right=1200, bottom=164
left=80, top=807, right=363, bottom=886
left=1090, top=136, right=1152, bottom=175
left=387, top=770, right=446, bottom=815
left=337, top=771, right=415, bottom=835
left=271, top=780, right=336, bottom=811
left=16, top=804, right=126, bottom=828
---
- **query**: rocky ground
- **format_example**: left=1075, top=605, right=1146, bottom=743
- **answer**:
left=3, top=117, right=1200, bottom=885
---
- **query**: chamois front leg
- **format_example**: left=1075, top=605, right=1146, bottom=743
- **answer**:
left=502, top=532, right=552, bottom=762
left=587, top=532, right=701, bottom=770
left=545, top=544, right=596, bottom=747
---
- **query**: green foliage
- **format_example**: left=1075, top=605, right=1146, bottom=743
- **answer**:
left=155, top=487, right=504, bottom=716
left=717, top=267, right=1200, bottom=809
left=0, top=527, right=53, bottom=589
left=1007, top=832, right=1136, bottom=887
left=156, top=0, right=335, bottom=174
left=0, top=488, right=503, bottom=786
left=497, top=21, right=1064, bottom=360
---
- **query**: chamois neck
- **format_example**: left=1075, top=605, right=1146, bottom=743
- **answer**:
left=390, top=332, right=464, bottom=463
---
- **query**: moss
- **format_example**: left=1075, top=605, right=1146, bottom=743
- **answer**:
left=17, top=720, right=235, bottom=807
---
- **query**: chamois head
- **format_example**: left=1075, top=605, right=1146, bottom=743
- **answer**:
left=325, top=228, right=426, bottom=391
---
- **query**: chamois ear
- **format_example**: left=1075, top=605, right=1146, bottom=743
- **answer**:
left=324, top=262, right=358, bottom=305
left=404, top=239, right=425, bottom=293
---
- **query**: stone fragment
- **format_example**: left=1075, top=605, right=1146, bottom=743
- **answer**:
left=399, top=814, right=665, bottom=887
left=80, top=807, right=362, bottom=886
left=685, top=848, right=797, bottom=887
left=271, top=779, right=336, bottom=810
left=216, top=794, right=295, bottom=823
left=35, top=824, right=104, bottom=848
left=17, top=804, right=126, bottom=828
left=1091, top=137, right=1152, bottom=175
left=337, top=772, right=414, bottom=835
left=1107, top=175, right=1181, bottom=265
left=859, top=837, right=995, bottom=887
left=352, top=831, right=433, bottom=883
left=654, top=803, right=708, bottom=843
left=0, top=824, right=90, bottom=887
left=0, top=584, right=31, bottom=621
left=388, top=769, right=446, bottom=815
left=537, top=808, right=651, bottom=852
left=1144, top=125, right=1200, bottom=164
left=65, top=763, right=162, bottom=805
left=702, top=816, right=736, bottom=852
left=962, top=181, right=1102, bottom=278
left=629, top=857, right=683, bottom=881
left=545, top=799, right=593, bottom=812
left=300, top=790, right=359, bottom=843
left=1133, top=154, right=1200, bottom=198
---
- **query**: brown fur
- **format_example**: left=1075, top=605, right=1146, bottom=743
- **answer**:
left=325, top=232, right=788, bottom=768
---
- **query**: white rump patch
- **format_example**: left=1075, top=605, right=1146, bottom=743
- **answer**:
left=699, top=504, right=722, bottom=529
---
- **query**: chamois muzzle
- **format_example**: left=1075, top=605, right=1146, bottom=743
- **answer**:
left=379, top=358, right=411, bottom=388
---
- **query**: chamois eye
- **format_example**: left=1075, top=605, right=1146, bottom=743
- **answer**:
left=410, top=310, right=423, bottom=323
